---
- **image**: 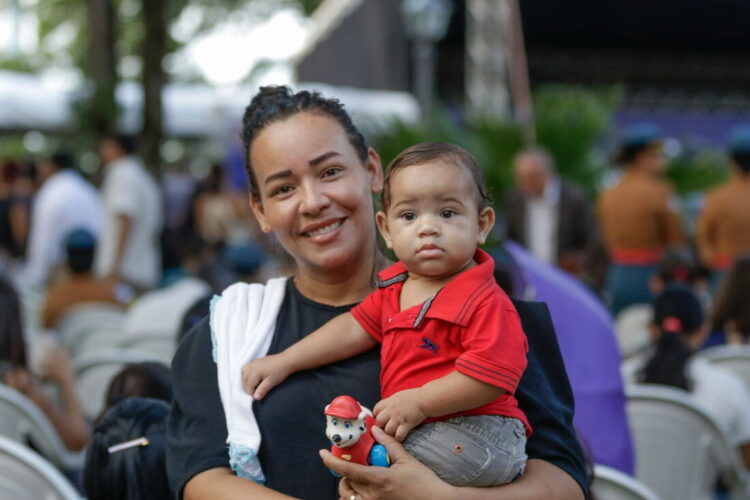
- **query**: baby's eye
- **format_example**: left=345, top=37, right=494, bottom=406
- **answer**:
left=440, top=209, right=457, bottom=219
left=344, top=421, right=352, bottom=428
left=400, top=212, right=416, bottom=221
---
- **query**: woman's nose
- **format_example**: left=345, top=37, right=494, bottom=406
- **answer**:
left=299, top=182, right=330, bottom=215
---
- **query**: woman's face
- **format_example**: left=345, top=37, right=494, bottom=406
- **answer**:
left=248, top=112, right=383, bottom=276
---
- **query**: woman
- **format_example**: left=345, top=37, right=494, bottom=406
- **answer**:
left=622, top=286, right=750, bottom=467
left=0, top=276, right=89, bottom=451
left=711, top=255, right=750, bottom=344
left=84, top=397, right=171, bottom=500
left=166, top=86, right=586, bottom=499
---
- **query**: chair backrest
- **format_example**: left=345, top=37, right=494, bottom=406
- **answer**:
left=0, top=384, right=84, bottom=472
left=698, top=344, right=750, bottom=389
left=73, top=348, right=170, bottom=420
left=615, top=304, right=653, bottom=359
left=117, top=331, right=177, bottom=361
left=0, top=435, right=80, bottom=500
left=591, top=464, right=661, bottom=500
left=626, top=384, right=747, bottom=500
left=58, top=303, right=126, bottom=355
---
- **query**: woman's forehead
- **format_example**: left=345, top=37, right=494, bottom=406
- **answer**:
left=250, top=112, right=354, bottom=170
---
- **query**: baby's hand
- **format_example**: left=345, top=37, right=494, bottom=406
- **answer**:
left=241, top=354, right=292, bottom=400
left=373, top=389, right=427, bottom=442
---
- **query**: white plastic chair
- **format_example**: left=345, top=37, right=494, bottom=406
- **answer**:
left=73, top=348, right=170, bottom=420
left=698, top=344, right=750, bottom=389
left=0, top=384, right=84, bottom=472
left=626, top=384, right=750, bottom=500
left=57, top=303, right=126, bottom=356
left=0, top=435, right=80, bottom=500
left=615, top=304, right=653, bottom=359
left=117, top=331, right=177, bottom=361
left=591, top=464, right=661, bottom=500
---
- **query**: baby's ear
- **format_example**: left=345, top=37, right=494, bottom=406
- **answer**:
left=476, top=206, right=495, bottom=244
left=375, top=211, right=393, bottom=249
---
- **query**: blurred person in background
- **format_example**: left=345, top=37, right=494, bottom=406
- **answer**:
left=697, top=126, right=750, bottom=284
left=505, top=146, right=595, bottom=277
left=84, top=397, right=171, bottom=500
left=0, top=160, right=28, bottom=265
left=95, top=134, right=163, bottom=292
left=710, top=255, right=750, bottom=346
left=98, top=362, right=172, bottom=421
left=41, top=228, right=131, bottom=330
left=598, top=124, right=684, bottom=316
left=193, top=164, right=250, bottom=249
left=17, top=152, right=102, bottom=289
left=0, top=276, right=89, bottom=451
left=622, top=286, right=750, bottom=468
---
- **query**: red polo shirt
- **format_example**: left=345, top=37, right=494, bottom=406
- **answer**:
left=351, top=249, right=530, bottom=433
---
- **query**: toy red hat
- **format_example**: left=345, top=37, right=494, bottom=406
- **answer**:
left=324, top=395, right=363, bottom=419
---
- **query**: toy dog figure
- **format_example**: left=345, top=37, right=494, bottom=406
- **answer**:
left=324, top=395, right=390, bottom=475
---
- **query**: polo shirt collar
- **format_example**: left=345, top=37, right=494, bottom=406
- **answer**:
left=376, top=249, right=496, bottom=327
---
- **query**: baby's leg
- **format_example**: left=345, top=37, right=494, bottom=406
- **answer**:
left=402, top=415, right=527, bottom=487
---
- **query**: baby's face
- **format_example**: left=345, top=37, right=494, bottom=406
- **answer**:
left=376, top=161, right=494, bottom=280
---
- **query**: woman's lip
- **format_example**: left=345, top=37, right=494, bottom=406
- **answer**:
left=301, top=219, right=345, bottom=242
left=300, top=218, right=344, bottom=237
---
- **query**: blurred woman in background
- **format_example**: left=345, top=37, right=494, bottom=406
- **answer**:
left=0, top=276, right=89, bottom=451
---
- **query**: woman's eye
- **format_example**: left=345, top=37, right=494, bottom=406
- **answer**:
left=271, top=185, right=294, bottom=196
left=401, top=212, right=416, bottom=221
left=440, top=209, right=457, bottom=219
left=322, top=167, right=343, bottom=178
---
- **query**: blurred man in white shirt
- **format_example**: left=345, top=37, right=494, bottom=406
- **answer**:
left=18, top=152, right=102, bottom=288
left=95, top=135, right=163, bottom=291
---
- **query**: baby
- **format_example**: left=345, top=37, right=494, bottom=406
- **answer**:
left=243, top=142, right=529, bottom=487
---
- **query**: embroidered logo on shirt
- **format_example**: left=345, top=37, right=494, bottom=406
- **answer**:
left=419, top=337, right=439, bottom=355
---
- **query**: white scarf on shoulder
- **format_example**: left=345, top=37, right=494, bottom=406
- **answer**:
left=211, top=277, right=287, bottom=483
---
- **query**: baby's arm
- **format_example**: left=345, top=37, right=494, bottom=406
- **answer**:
left=242, top=312, right=377, bottom=400
left=374, top=371, right=504, bottom=441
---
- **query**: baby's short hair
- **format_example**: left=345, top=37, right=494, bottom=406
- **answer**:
left=381, top=142, right=491, bottom=211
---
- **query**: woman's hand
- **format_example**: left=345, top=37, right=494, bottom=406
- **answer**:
left=320, top=426, right=455, bottom=500
left=373, top=389, right=427, bottom=441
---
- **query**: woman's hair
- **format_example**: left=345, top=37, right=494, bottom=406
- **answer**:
left=241, top=85, right=369, bottom=200
left=638, top=286, right=704, bottom=391
left=655, top=247, right=702, bottom=287
left=0, top=277, right=27, bottom=368
left=83, top=398, right=170, bottom=500
left=712, top=255, right=750, bottom=341
left=381, top=142, right=491, bottom=212
left=100, top=362, right=172, bottom=420
left=730, top=151, right=750, bottom=173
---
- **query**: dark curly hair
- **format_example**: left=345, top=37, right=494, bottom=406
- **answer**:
left=241, top=85, right=369, bottom=200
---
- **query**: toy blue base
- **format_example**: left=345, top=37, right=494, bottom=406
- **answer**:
left=328, top=445, right=391, bottom=477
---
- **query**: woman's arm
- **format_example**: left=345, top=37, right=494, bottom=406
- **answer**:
left=4, top=351, right=89, bottom=451
left=184, top=467, right=297, bottom=500
left=322, top=426, right=584, bottom=500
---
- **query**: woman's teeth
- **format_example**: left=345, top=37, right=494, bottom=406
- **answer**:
left=306, top=220, right=342, bottom=237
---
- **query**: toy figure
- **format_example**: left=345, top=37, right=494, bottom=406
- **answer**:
left=324, top=396, right=390, bottom=476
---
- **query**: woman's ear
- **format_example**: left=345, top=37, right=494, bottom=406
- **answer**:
left=248, top=195, right=271, bottom=233
left=366, top=148, right=384, bottom=194
left=375, top=211, right=393, bottom=249
left=476, top=206, right=496, bottom=245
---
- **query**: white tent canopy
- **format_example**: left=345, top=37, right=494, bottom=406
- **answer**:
left=0, top=70, right=419, bottom=136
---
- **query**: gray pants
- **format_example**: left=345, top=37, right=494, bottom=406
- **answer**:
left=403, top=415, right=527, bottom=487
